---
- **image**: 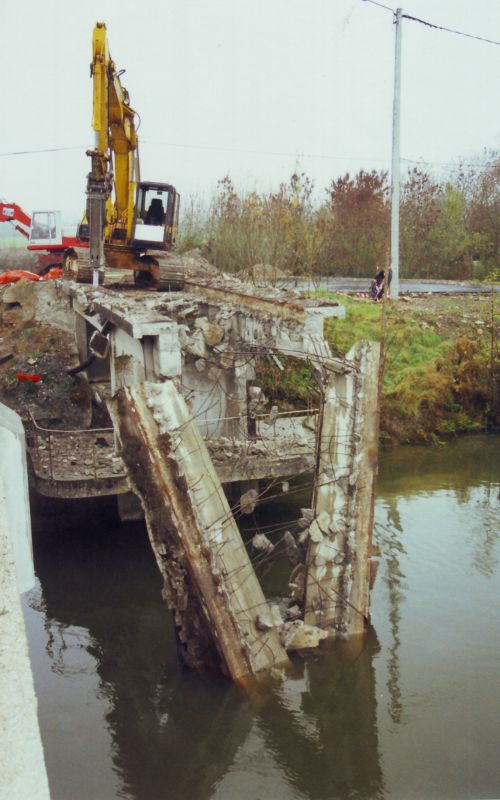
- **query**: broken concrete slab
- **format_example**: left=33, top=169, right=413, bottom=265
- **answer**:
left=108, top=380, right=290, bottom=683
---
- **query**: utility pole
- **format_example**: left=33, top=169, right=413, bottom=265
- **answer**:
left=390, top=8, right=402, bottom=299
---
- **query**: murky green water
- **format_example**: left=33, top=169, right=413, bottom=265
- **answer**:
left=24, top=435, right=500, bottom=800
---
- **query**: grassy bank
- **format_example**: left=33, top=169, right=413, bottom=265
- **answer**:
left=257, top=292, right=499, bottom=445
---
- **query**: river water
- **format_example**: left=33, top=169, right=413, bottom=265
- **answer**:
left=24, top=435, right=499, bottom=800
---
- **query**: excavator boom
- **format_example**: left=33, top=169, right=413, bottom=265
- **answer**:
left=78, top=22, right=180, bottom=287
left=0, top=202, right=31, bottom=239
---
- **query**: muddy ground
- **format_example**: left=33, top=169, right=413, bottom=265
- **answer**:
left=0, top=306, right=91, bottom=429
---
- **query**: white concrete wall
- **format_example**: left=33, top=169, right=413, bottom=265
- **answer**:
left=0, top=404, right=35, bottom=593
left=181, top=360, right=230, bottom=437
left=0, top=404, right=51, bottom=799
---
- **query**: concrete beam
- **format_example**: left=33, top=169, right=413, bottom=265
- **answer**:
left=108, top=381, right=290, bottom=683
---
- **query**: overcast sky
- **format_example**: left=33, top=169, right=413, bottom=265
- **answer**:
left=1, top=0, right=499, bottom=224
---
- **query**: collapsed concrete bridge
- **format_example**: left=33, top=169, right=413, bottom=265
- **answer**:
left=1, top=265, right=381, bottom=682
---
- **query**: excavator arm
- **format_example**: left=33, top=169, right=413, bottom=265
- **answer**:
left=87, top=21, right=139, bottom=248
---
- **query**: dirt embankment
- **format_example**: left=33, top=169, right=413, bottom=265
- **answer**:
left=379, top=292, right=499, bottom=443
left=0, top=294, right=91, bottom=429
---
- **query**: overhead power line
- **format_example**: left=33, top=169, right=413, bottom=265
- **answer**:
left=139, top=140, right=500, bottom=170
left=402, top=13, right=500, bottom=47
left=361, top=0, right=500, bottom=46
left=141, top=138, right=391, bottom=164
left=362, top=0, right=394, bottom=11
left=0, top=145, right=85, bottom=158
left=0, top=139, right=495, bottom=171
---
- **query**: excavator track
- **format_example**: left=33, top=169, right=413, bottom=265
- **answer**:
left=154, top=254, right=186, bottom=292
left=64, top=248, right=186, bottom=291
left=63, top=248, right=104, bottom=285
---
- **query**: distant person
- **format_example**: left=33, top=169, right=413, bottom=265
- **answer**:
left=370, top=268, right=392, bottom=302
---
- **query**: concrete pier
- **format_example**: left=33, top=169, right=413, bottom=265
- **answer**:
left=304, top=341, right=381, bottom=635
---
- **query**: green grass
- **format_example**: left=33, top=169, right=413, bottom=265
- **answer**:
left=257, top=291, right=498, bottom=444
left=322, top=294, right=449, bottom=389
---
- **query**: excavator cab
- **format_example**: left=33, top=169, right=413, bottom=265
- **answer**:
left=29, top=210, right=63, bottom=247
left=132, top=182, right=179, bottom=251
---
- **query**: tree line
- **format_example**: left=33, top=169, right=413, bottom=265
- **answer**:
left=179, top=152, right=500, bottom=280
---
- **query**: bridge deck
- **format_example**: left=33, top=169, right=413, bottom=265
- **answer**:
left=26, top=411, right=317, bottom=498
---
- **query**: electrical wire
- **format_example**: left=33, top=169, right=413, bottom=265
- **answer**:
left=141, top=137, right=391, bottom=165
left=0, top=145, right=86, bottom=157
left=361, top=0, right=394, bottom=12
left=361, top=0, right=500, bottom=47
left=401, top=12, right=500, bottom=47
left=0, top=138, right=496, bottom=172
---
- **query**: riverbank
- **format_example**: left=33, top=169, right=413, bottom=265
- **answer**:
left=257, top=291, right=499, bottom=445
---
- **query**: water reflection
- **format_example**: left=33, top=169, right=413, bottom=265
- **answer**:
left=468, top=485, right=499, bottom=578
left=374, top=506, right=407, bottom=727
left=379, top=435, right=500, bottom=583
left=373, top=436, right=500, bottom=726
left=30, top=493, right=385, bottom=800
left=255, top=635, right=384, bottom=800
left=29, top=496, right=254, bottom=800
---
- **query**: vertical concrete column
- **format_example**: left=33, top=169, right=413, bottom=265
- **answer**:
left=224, top=358, right=255, bottom=440
left=304, top=341, right=381, bottom=636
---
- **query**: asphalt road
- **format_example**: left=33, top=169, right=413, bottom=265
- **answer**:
left=276, top=277, right=498, bottom=294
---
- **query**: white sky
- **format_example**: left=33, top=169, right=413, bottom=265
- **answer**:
left=1, top=0, right=499, bottom=224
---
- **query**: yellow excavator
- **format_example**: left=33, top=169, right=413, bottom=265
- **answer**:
left=68, top=22, right=180, bottom=288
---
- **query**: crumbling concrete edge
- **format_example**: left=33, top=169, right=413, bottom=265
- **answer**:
left=304, top=340, right=381, bottom=636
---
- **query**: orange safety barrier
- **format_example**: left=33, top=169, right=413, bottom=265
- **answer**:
left=0, top=270, right=41, bottom=284
left=0, top=268, right=63, bottom=285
